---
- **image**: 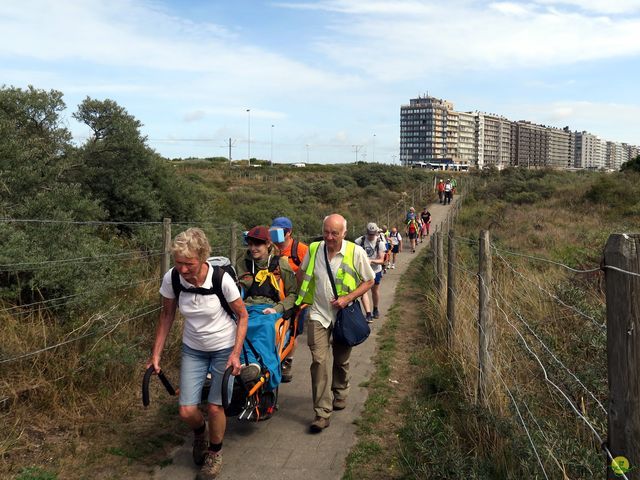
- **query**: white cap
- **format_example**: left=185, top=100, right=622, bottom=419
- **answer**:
left=367, top=222, right=378, bottom=233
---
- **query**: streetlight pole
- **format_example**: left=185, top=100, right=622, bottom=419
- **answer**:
left=246, top=108, right=251, bottom=167
left=271, top=124, right=274, bottom=164
left=372, top=133, right=376, bottom=163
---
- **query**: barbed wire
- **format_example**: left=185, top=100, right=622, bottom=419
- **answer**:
left=494, top=286, right=607, bottom=415
left=490, top=245, right=601, bottom=274
left=0, top=276, right=161, bottom=315
left=0, top=305, right=161, bottom=365
left=494, top=251, right=606, bottom=331
left=488, top=283, right=607, bottom=451
left=0, top=250, right=162, bottom=270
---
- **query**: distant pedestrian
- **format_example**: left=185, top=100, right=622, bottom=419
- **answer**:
left=437, top=179, right=445, bottom=204
left=444, top=179, right=453, bottom=205
left=295, top=214, right=374, bottom=433
left=420, top=208, right=431, bottom=238
left=355, top=222, right=387, bottom=322
left=388, top=227, right=402, bottom=268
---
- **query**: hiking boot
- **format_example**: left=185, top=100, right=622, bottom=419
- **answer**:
left=281, top=358, right=293, bottom=383
left=365, top=312, right=373, bottom=324
left=196, top=451, right=223, bottom=480
left=192, top=427, right=208, bottom=466
left=239, top=363, right=261, bottom=385
left=333, top=397, right=347, bottom=410
left=373, top=308, right=380, bottom=319
left=309, top=416, right=330, bottom=433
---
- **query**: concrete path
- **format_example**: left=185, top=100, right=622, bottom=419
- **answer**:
left=155, top=200, right=456, bottom=480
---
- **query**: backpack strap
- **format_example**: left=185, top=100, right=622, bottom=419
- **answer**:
left=290, top=239, right=301, bottom=266
left=171, top=264, right=235, bottom=319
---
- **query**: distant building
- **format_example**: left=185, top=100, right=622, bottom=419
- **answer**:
left=399, top=94, right=639, bottom=171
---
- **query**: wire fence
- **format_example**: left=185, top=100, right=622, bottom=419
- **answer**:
left=424, top=205, right=634, bottom=478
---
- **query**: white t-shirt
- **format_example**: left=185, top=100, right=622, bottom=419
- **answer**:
left=356, top=235, right=387, bottom=274
left=389, top=232, right=402, bottom=246
left=159, top=263, right=241, bottom=352
left=300, top=241, right=375, bottom=329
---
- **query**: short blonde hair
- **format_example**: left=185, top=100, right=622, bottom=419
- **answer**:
left=171, top=228, right=211, bottom=262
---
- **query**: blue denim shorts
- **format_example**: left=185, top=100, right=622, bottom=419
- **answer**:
left=179, top=343, right=234, bottom=406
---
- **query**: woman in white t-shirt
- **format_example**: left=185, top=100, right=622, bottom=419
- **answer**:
left=147, top=228, right=248, bottom=479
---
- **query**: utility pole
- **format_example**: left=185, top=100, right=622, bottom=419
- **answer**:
left=228, top=138, right=233, bottom=165
left=352, top=145, right=362, bottom=163
left=246, top=108, right=251, bottom=167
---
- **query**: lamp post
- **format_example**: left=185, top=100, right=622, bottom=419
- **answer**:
left=246, top=108, right=251, bottom=167
left=372, top=133, right=376, bottom=163
left=392, top=154, right=397, bottom=165
left=305, top=144, right=310, bottom=163
left=271, top=124, right=274, bottom=163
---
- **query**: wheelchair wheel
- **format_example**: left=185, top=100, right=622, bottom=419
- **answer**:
left=258, top=388, right=278, bottom=421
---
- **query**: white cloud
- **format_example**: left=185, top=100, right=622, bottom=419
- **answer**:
left=534, top=0, right=640, bottom=15
left=288, top=0, right=640, bottom=81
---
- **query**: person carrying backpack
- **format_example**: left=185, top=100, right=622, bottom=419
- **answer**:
left=420, top=207, right=431, bottom=239
left=147, top=228, right=249, bottom=480
left=437, top=179, right=445, bottom=204
left=355, top=222, right=387, bottom=322
left=406, top=217, right=419, bottom=253
left=444, top=179, right=453, bottom=205
left=270, top=216, right=309, bottom=382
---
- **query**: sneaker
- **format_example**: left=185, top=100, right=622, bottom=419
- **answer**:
left=373, top=308, right=380, bottom=319
left=192, top=427, right=208, bottom=466
left=239, top=363, right=261, bottom=385
left=365, top=313, right=373, bottom=323
left=196, top=451, right=223, bottom=480
left=281, top=358, right=293, bottom=383
left=333, top=397, right=347, bottom=410
left=309, top=416, right=330, bottom=433
left=391, top=264, right=396, bottom=269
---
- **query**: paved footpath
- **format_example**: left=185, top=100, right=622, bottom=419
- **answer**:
left=155, top=199, right=456, bottom=480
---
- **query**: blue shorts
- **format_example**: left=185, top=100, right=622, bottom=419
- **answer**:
left=179, top=343, right=234, bottom=406
left=374, top=271, right=383, bottom=285
left=391, top=244, right=399, bottom=254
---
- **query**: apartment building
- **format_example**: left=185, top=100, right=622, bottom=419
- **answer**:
left=399, top=95, right=456, bottom=166
left=457, top=111, right=476, bottom=165
left=400, top=94, right=638, bottom=170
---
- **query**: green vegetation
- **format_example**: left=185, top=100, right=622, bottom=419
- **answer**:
left=0, top=85, right=435, bottom=478
left=378, top=167, right=639, bottom=479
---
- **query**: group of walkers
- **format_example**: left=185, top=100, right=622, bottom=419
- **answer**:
left=436, top=177, right=457, bottom=205
left=147, top=214, right=377, bottom=479
left=146, top=175, right=458, bottom=479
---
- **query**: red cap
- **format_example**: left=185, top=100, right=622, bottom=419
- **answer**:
left=247, top=225, right=270, bottom=243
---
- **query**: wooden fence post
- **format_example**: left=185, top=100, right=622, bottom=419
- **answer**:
left=161, top=218, right=171, bottom=278
left=605, top=233, right=640, bottom=479
left=229, top=222, right=238, bottom=266
left=478, top=230, right=494, bottom=407
left=436, top=232, right=445, bottom=307
left=447, top=230, right=457, bottom=346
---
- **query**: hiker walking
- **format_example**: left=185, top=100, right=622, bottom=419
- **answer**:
left=388, top=227, right=402, bottom=268
left=148, top=228, right=248, bottom=480
left=355, top=222, right=387, bottom=323
left=444, top=179, right=453, bottom=205
left=270, top=216, right=309, bottom=382
left=437, top=179, right=445, bottom=204
left=295, top=214, right=374, bottom=433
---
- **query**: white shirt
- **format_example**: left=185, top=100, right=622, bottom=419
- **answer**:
left=159, top=263, right=241, bottom=352
left=300, top=240, right=375, bottom=328
left=389, top=232, right=402, bottom=245
left=356, top=235, right=387, bottom=274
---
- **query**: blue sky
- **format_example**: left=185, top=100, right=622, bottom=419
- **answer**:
left=2, top=0, right=639, bottom=164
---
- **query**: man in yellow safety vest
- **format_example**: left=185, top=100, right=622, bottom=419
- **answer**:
left=295, top=213, right=374, bottom=433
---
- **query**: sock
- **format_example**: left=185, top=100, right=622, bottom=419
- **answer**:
left=194, top=422, right=206, bottom=436
left=209, top=442, right=222, bottom=452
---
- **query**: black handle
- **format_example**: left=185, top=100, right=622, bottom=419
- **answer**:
left=142, top=366, right=177, bottom=408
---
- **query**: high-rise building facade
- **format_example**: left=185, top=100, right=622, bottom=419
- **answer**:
left=399, top=95, right=456, bottom=166
left=400, top=94, right=638, bottom=170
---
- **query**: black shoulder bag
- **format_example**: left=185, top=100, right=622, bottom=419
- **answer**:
left=324, top=243, right=370, bottom=347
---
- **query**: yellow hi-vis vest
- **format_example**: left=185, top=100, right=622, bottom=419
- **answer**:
left=295, top=241, right=360, bottom=305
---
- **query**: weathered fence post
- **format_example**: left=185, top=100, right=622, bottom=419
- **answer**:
left=229, top=222, right=238, bottom=267
left=161, top=217, right=171, bottom=278
left=436, top=232, right=445, bottom=307
left=447, top=230, right=457, bottom=346
left=478, top=230, right=494, bottom=408
left=605, top=233, right=640, bottom=479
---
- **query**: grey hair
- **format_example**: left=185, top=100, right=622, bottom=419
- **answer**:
left=171, top=228, right=211, bottom=262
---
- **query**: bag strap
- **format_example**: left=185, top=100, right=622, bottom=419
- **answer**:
left=323, top=243, right=339, bottom=301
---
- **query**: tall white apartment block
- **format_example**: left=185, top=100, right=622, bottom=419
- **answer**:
left=477, top=113, right=512, bottom=169
left=457, top=111, right=476, bottom=165
left=575, top=132, right=605, bottom=169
